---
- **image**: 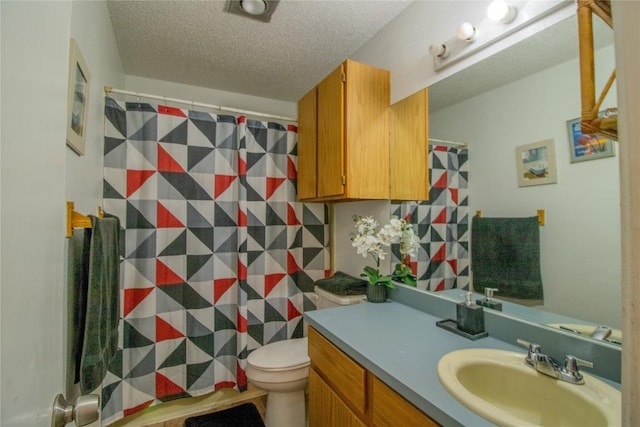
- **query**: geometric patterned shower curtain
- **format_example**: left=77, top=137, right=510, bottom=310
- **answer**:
left=392, top=144, right=470, bottom=291
left=100, top=97, right=328, bottom=425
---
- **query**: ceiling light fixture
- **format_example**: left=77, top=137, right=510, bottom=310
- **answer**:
left=456, top=22, right=477, bottom=42
left=240, top=0, right=267, bottom=16
left=223, top=0, right=279, bottom=23
left=487, top=1, right=517, bottom=24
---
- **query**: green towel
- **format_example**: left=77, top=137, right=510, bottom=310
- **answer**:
left=471, top=216, right=543, bottom=300
left=315, top=271, right=367, bottom=296
left=80, top=214, right=121, bottom=394
left=67, top=228, right=91, bottom=385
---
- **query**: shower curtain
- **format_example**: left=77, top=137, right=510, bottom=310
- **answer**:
left=100, top=97, right=328, bottom=424
left=392, top=145, right=470, bottom=291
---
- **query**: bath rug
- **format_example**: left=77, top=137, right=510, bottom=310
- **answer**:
left=185, top=403, right=265, bottom=427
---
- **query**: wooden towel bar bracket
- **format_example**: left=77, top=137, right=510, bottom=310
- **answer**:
left=66, top=201, right=104, bottom=238
left=475, top=209, right=545, bottom=226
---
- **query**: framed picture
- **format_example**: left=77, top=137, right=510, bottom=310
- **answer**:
left=66, top=38, right=91, bottom=155
left=566, top=117, right=615, bottom=163
left=515, top=139, right=558, bottom=187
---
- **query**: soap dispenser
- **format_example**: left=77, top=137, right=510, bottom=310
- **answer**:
left=457, top=292, right=485, bottom=335
left=477, top=288, right=503, bottom=311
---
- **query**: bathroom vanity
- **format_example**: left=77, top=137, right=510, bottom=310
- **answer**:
left=308, top=327, right=438, bottom=426
left=304, top=289, right=621, bottom=426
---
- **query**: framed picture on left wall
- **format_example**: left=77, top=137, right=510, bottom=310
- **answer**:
left=66, top=38, right=91, bottom=155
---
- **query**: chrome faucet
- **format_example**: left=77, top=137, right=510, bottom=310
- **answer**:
left=590, top=325, right=613, bottom=341
left=517, top=339, right=594, bottom=385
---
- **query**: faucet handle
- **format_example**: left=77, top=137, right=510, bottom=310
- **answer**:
left=517, top=339, right=541, bottom=367
left=564, top=355, right=594, bottom=373
left=563, top=355, right=593, bottom=384
left=516, top=338, right=541, bottom=352
left=590, top=325, right=612, bottom=341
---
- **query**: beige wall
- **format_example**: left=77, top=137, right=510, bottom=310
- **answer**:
left=1, top=2, right=72, bottom=424
left=1, top=1, right=124, bottom=425
left=613, top=1, right=640, bottom=425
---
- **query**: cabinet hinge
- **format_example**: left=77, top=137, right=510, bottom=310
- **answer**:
left=341, top=176, right=346, bottom=185
left=341, top=72, right=346, bottom=83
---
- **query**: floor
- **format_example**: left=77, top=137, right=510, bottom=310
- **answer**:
left=109, top=386, right=267, bottom=427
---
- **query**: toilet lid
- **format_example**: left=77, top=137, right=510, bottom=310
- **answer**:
left=247, top=337, right=310, bottom=370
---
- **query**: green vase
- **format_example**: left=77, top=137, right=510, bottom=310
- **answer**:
left=366, top=282, right=388, bottom=303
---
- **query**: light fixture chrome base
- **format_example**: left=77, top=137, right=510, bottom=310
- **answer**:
left=223, top=0, right=280, bottom=23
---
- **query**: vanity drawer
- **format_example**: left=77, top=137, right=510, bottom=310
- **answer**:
left=308, top=327, right=367, bottom=414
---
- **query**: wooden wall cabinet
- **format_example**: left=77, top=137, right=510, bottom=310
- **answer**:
left=308, top=327, right=440, bottom=427
left=297, top=60, right=390, bottom=202
left=389, top=88, right=429, bottom=201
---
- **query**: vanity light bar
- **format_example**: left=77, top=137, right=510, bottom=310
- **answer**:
left=429, top=0, right=572, bottom=71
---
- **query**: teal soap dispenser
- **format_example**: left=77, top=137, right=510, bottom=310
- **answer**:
left=456, top=291, right=485, bottom=335
left=477, top=287, right=503, bottom=311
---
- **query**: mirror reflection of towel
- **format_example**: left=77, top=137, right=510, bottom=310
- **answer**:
left=471, top=216, right=543, bottom=300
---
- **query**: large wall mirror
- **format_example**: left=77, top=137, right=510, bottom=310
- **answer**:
left=406, top=13, right=620, bottom=344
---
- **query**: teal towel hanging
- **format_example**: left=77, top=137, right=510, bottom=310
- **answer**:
left=471, top=216, right=543, bottom=300
left=80, top=214, right=120, bottom=394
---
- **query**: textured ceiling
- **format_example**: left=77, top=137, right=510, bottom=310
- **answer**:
left=107, top=0, right=412, bottom=102
left=108, top=1, right=614, bottom=108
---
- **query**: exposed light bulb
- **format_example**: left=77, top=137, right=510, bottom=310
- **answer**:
left=429, top=43, right=449, bottom=59
left=456, top=22, right=476, bottom=42
left=487, top=1, right=517, bottom=24
left=241, top=0, right=267, bottom=15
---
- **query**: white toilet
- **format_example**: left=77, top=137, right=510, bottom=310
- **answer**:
left=246, top=286, right=365, bottom=427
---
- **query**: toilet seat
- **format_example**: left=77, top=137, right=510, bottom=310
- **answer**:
left=247, top=337, right=309, bottom=371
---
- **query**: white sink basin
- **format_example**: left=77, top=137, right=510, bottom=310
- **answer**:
left=437, top=348, right=621, bottom=427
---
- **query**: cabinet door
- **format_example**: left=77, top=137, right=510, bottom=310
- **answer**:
left=370, top=375, right=440, bottom=427
left=309, top=368, right=367, bottom=427
left=297, top=87, right=317, bottom=200
left=390, top=88, right=429, bottom=201
left=344, top=59, right=390, bottom=199
left=308, top=327, right=367, bottom=414
left=317, top=64, right=345, bottom=198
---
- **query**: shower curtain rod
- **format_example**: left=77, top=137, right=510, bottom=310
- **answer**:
left=103, top=86, right=297, bottom=123
left=429, top=138, right=469, bottom=148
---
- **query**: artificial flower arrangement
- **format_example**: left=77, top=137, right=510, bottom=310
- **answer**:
left=350, top=215, right=420, bottom=294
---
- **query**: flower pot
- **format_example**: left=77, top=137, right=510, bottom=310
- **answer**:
left=366, top=283, right=388, bottom=303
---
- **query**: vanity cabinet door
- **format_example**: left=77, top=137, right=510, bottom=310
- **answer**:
left=309, top=368, right=367, bottom=427
left=389, top=88, right=429, bottom=201
left=370, top=375, right=439, bottom=427
left=308, top=327, right=367, bottom=414
left=308, top=326, right=440, bottom=426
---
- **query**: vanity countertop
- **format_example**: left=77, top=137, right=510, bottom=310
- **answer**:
left=305, top=300, right=526, bottom=427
